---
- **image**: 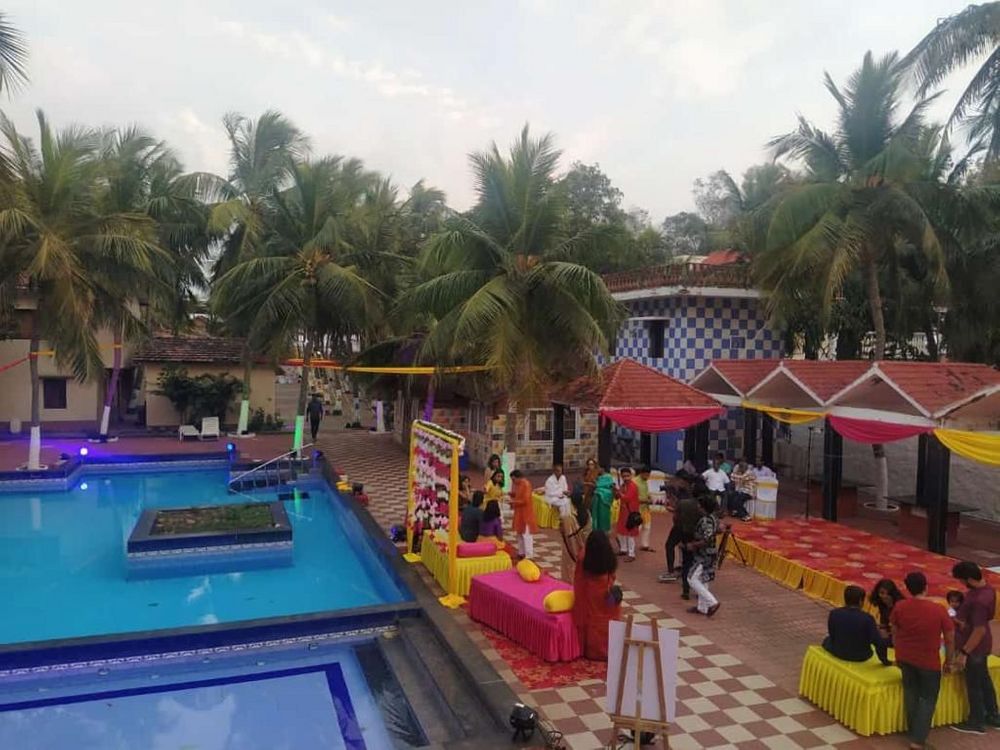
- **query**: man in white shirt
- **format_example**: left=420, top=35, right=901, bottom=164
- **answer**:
left=544, top=462, right=571, bottom=516
left=702, top=458, right=729, bottom=512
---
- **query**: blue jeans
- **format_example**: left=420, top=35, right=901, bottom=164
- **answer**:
left=965, top=653, right=999, bottom=727
left=899, top=662, right=941, bottom=744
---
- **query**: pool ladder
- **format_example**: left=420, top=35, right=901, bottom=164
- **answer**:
left=228, top=445, right=316, bottom=493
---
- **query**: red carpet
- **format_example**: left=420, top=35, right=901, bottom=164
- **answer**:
left=732, top=517, right=1000, bottom=601
left=480, top=625, right=607, bottom=690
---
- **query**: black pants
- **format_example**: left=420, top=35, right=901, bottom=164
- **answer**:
left=728, top=492, right=750, bottom=517
left=899, top=662, right=941, bottom=745
left=965, top=652, right=1000, bottom=727
left=310, top=417, right=321, bottom=441
left=665, top=524, right=683, bottom=573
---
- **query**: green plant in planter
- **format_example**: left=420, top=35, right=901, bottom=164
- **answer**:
left=247, top=408, right=286, bottom=433
left=156, top=366, right=243, bottom=424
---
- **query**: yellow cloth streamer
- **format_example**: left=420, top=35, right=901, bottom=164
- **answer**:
left=741, top=401, right=825, bottom=424
left=934, top=429, right=1000, bottom=467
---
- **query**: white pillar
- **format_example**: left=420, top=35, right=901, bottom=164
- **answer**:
left=99, top=404, right=112, bottom=437
left=236, top=399, right=250, bottom=435
left=375, top=400, right=386, bottom=433
left=28, top=425, right=42, bottom=470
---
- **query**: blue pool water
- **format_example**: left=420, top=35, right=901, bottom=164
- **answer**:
left=0, top=643, right=396, bottom=749
left=0, top=469, right=408, bottom=645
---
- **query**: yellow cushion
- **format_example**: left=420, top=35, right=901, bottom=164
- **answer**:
left=516, top=558, right=541, bottom=582
left=543, top=589, right=574, bottom=613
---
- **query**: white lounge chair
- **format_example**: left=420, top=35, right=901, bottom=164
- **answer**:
left=200, top=416, right=221, bottom=441
left=178, top=424, right=199, bottom=441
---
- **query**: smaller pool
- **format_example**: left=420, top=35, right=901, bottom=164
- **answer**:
left=0, top=640, right=421, bottom=749
left=0, top=468, right=409, bottom=646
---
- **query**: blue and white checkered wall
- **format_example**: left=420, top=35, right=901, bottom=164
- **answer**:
left=604, top=295, right=783, bottom=468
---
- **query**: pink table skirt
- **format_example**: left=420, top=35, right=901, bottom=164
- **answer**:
left=468, top=569, right=581, bottom=662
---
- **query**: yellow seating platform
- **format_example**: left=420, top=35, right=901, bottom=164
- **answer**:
left=799, top=644, right=1000, bottom=736
left=419, top=531, right=511, bottom=596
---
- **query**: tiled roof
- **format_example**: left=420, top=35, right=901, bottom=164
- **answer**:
left=875, top=361, right=1000, bottom=416
left=555, top=358, right=720, bottom=409
left=779, top=360, right=872, bottom=403
left=711, top=359, right=781, bottom=395
left=134, top=335, right=245, bottom=364
left=603, top=262, right=753, bottom=294
left=702, top=249, right=747, bottom=266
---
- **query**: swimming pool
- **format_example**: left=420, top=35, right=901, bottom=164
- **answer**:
left=0, top=639, right=419, bottom=749
left=0, top=468, right=409, bottom=646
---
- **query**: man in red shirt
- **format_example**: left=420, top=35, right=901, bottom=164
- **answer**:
left=950, top=561, right=1000, bottom=734
left=890, top=572, right=955, bottom=750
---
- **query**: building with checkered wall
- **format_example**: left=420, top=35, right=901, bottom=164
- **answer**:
left=602, top=263, right=784, bottom=470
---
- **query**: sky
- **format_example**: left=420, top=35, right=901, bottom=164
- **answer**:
left=1, top=0, right=980, bottom=221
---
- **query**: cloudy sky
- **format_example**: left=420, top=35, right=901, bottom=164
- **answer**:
left=1, top=0, right=979, bottom=220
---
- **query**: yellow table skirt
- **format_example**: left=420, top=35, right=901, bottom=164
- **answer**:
left=532, top=493, right=561, bottom=529
left=532, top=493, right=619, bottom=529
left=799, top=644, right=1000, bottom=736
left=420, top=532, right=512, bottom=596
left=726, top=536, right=808, bottom=591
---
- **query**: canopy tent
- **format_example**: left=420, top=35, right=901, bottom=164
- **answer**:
left=691, top=357, right=1000, bottom=553
left=552, top=358, right=723, bottom=467
left=689, top=359, right=780, bottom=406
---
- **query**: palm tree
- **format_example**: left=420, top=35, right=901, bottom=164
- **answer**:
left=757, top=52, right=987, bottom=507
left=0, top=12, right=27, bottom=95
left=0, top=111, right=160, bottom=468
left=904, top=2, right=1000, bottom=158
left=92, top=127, right=176, bottom=438
left=206, top=110, right=307, bottom=434
left=213, top=157, right=379, bottom=452
left=399, top=126, right=621, bottom=458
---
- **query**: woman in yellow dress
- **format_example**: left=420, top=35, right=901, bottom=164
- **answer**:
left=484, top=469, right=505, bottom=502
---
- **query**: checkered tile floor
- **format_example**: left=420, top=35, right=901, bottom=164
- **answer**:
left=319, top=427, right=866, bottom=749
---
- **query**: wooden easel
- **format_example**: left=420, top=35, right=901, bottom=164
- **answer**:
left=609, top=615, right=670, bottom=749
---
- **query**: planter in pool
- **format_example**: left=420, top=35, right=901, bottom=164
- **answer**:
left=126, top=501, right=293, bottom=578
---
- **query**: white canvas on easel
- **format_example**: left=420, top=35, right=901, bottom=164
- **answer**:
left=605, top=620, right=680, bottom=723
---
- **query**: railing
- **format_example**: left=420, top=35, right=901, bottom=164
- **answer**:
left=603, top=262, right=753, bottom=294
left=228, top=444, right=315, bottom=492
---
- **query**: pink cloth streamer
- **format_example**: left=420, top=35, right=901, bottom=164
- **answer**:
left=827, top=415, right=932, bottom=444
left=600, top=406, right=723, bottom=432
left=468, top=569, right=581, bottom=662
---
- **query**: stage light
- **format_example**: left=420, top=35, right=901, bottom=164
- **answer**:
left=80, top=483, right=89, bottom=491
left=79, top=447, right=89, bottom=457
left=226, top=442, right=236, bottom=452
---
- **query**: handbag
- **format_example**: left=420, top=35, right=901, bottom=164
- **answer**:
left=626, top=510, right=643, bottom=530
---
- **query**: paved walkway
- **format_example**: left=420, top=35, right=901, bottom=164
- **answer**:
left=320, top=427, right=996, bottom=750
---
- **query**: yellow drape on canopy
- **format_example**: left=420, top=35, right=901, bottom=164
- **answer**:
left=934, top=429, right=1000, bottom=467
left=741, top=401, right=825, bottom=424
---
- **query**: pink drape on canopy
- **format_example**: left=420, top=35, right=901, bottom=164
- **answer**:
left=600, top=406, right=724, bottom=432
left=827, top=415, right=932, bottom=444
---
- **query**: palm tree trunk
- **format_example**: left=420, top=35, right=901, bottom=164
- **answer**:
left=864, top=256, right=889, bottom=509
left=99, top=325, right=123, bottom=439
left=293, top=335, right=313, bottom=455
left=27, top=314, right=42, bottom=470
left=503, top=399, right=519, bottom=489
left=864, top=257, right=886, bottom=360
left=236, top=354, right=253, bottom=436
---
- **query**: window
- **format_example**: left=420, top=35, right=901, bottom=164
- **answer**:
left=42, top=378, right=67, bottom=410
left=468, top=401, right=490, bottom=435
left=526, top=408, right=579, bottom=442
left=648, top=320, right=665, bottom=358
